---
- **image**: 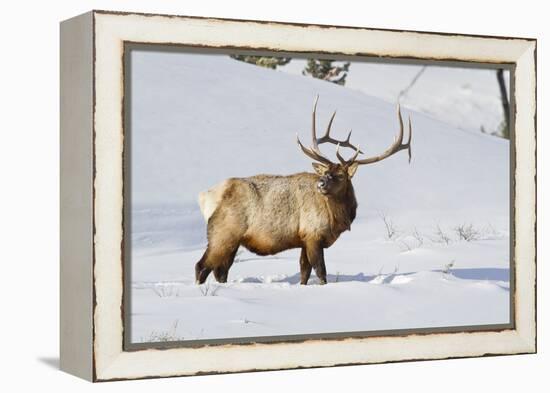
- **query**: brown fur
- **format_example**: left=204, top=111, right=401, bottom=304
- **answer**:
left=195, top=162, right=358, bottom=285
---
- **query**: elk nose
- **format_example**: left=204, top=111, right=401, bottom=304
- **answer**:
left=318, top=178, right=327, bottom=187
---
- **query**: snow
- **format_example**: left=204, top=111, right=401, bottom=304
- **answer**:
left=128, top=49, right=510, bottom=344
left=282, top=59, right=509, bottom=135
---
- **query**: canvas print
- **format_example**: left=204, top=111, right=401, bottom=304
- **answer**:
left=125, top=46, right=511, bottom=345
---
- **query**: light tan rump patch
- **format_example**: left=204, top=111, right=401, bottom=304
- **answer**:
left=198, top=180, right=228, bottom=222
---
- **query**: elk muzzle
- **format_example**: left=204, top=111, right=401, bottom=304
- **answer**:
left=317, top=175, right=331, bottom=194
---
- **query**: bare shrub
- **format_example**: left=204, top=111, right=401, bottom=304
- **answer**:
left=397, top=227, right=424, bottom=252
left=151, top=283, right=179, bottom=298
left=373, top=264, right=400, bottom=284
left=485, top=222, right=498, bottom=235
left=199, top=280, right=220, bottom=296
left=442, top=260, right=455, bottom=275
left=398, top=239, right=413, bottom=252
left=147, top=320, right=182, bottom=342
left=432, top=224, right=451, bottom=245
left=481, top=222, right=501, bottom=240
left=454, top=223, right=480, bottom=242
left=379, top=211, right=399, bottom=240
left=412, top=227, right=424, bottom=246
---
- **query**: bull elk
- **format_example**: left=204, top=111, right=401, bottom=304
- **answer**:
left=195, top=97, right=412, bottom=285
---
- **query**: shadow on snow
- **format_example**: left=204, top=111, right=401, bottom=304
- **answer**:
left=239, top=268, right=509, bottom=285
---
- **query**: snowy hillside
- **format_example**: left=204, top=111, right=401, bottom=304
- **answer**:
left=129, top=49, right=510, bottom=343
left=283, top=60, right=509, bottom=135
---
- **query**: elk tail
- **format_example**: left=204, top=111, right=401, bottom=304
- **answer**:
left=198, top=184, right=223, bottom=223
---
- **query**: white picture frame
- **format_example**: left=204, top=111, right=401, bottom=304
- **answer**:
left=60, top=10, right=536, bottom=381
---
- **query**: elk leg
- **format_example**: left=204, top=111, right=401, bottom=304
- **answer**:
left=195, top=251, right=212, bottom=284
left=305, top=243, right=327, bottom=285
left=315, top=257, right=328, bottom=285
left=200, top=206, right=244, bottom=284
left=213, top=267, right=227, bottom=283
left=197, top=267, right=212, bottom=284
left=299, top=248, right=312, bottom=285
left=209, top=245, right=240, bottom=284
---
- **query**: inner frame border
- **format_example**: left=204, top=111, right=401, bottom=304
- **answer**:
left=122, top=42, right=516, bottom=351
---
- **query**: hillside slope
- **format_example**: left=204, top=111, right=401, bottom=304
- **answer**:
left=128, top=49, right=510, bottom=343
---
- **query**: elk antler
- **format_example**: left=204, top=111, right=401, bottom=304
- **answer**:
left=297, top=96, right=412, bottom=167
left=297, top=96, right=363, bottom=166
left=353, top=104, right=412, bottom=166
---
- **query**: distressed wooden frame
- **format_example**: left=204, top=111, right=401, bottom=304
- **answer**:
left=60, top=10, right=537, bottom=382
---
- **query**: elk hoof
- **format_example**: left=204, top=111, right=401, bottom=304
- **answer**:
left=319, top=279, right=327, bottom=285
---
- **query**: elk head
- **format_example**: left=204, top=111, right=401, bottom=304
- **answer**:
left=297, top=96, right=412, bottom=197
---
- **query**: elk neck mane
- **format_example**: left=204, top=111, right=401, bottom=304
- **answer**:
left=321, top=178, right=358, bottom=238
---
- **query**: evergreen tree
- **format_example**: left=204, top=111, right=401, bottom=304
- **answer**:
left=230, top=55, right=291, bottom=69
left=302, top=59, right=350, bottom=85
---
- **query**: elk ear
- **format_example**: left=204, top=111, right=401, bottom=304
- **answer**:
left=347, top=162, right=360, bottom=178
left=312, top=162, right=328, bottom=175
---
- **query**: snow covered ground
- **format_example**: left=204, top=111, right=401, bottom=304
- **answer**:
left=128, top=49, right=510, bottom=344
